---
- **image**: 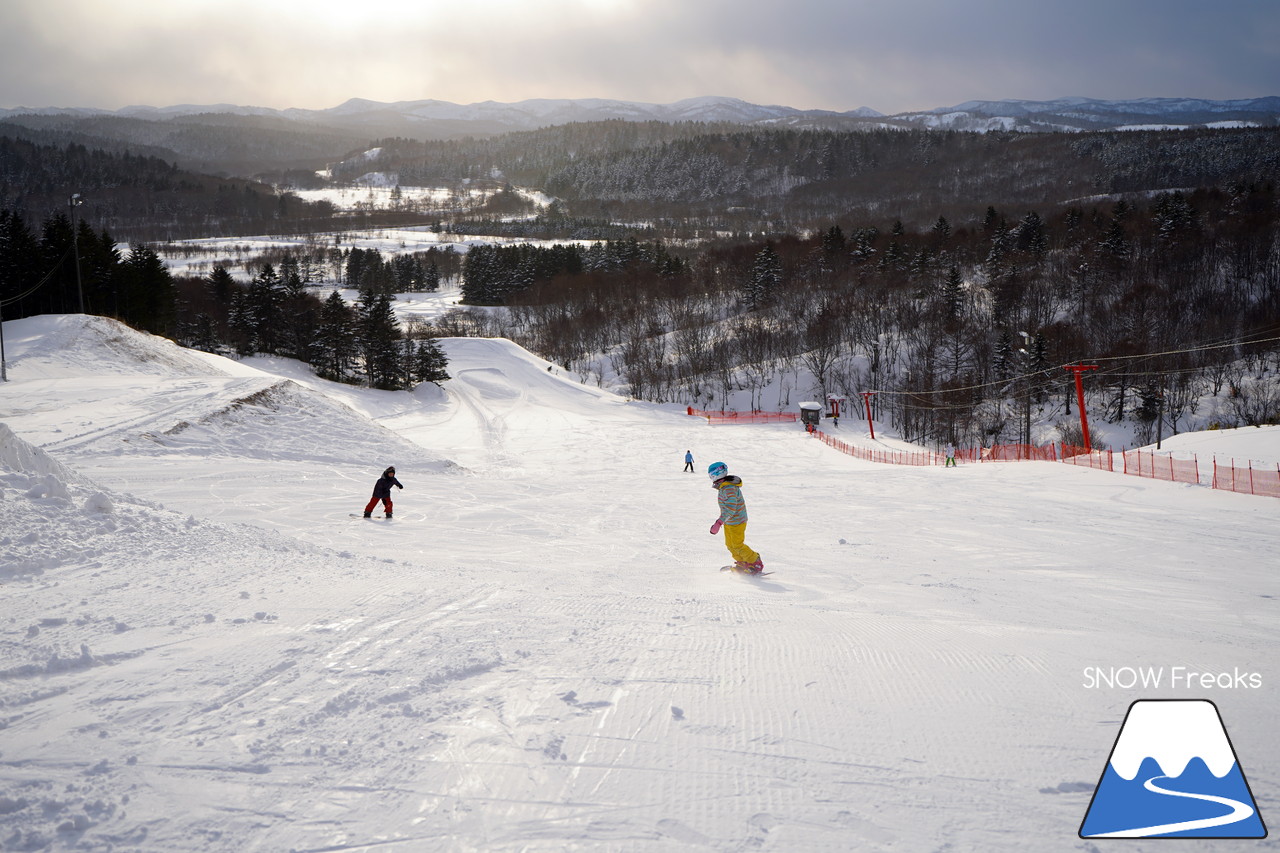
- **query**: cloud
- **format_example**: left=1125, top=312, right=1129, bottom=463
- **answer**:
left=1, top=0, right=1276, bottom=112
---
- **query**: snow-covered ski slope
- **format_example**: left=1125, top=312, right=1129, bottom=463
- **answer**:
left=1, top=315, right=1277, bottom=852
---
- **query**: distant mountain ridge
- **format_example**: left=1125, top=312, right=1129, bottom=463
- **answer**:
left=905, top=96, right=1280, bottom=131
left=5, top=94, right=1276, bottom=137
left=2, top=95, right=885, bottom=134
left=3, top=93, right=1277, bottom=188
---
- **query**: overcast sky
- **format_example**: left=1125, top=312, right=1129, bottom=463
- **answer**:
left=3, top=0, right=1277, bottom=113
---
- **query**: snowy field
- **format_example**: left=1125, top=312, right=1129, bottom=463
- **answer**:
left=1, top=314, right=1277, bottom=852
left=290, top=180, right=554, bottom=213
left=159, top=231, right=532, bottom=283
left=156, top=177, right=558, bottom=283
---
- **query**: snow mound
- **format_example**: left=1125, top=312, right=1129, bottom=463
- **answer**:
left=2, top=315, right=231, bottom=380
left=443, top=337, right=629, bottom=415
left=0, top=425, right=128, bottom=577
left=145, top=379, right=458, bottom=471
left=0, top=423, right=90, bottom=487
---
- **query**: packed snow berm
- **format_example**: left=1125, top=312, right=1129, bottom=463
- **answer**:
left=1, top=314, right=1276, bottom=852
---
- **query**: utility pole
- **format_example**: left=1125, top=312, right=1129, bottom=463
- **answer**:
left=1018, top=331, right=1032, bottom=450
left=1064, top=364, right=1099, bottom=451
left=69, top=193, right=85, bottom=314
left=1155, top=389, right=1165, bottom=450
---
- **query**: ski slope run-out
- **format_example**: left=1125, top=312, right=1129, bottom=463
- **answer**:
left=1, top=315, right=1277, bottom=852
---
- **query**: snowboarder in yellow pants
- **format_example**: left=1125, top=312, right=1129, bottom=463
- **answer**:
left=707, top=461, right=763, bottom=572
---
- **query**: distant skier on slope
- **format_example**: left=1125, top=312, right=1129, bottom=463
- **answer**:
left=707, top=461, right=764, bottom=573
left=684, top=450, right=695, bottom=472
left=363, top=466, right=403, bottom=518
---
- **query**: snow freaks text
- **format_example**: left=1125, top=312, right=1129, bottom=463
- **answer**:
left=1082, top=666, right=1263, bottom=690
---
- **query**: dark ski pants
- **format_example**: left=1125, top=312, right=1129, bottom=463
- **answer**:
left=364, top=496, right=393, bottom=515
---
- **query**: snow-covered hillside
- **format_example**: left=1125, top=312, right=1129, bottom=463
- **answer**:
left=1, top=315, right=1277, bottom=852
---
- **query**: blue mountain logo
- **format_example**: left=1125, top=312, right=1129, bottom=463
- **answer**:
left=1080, top=699, right=1267, bottom=838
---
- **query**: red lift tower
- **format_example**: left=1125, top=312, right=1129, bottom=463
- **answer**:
left=861, top=391, right=877, bottom=440
left=1063, top=364, right=1099, bottom=451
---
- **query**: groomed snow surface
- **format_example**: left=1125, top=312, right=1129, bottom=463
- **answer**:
left=1, top=315, right=1276, bottom=852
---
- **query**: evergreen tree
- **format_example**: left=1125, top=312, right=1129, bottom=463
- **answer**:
left=0, top=210, right=41, bottom=318
left=461, top=244, right=497, bottom=304
left=941, top=266, right=964, bottom=321
left=747, top=244, right=781, bottom=309
left=245, top=263, right=286, bottom=353
left=206, top=265, right=236, bottom=305
left=119, top=244, right=176, bottom=335
left=1153, top=192, right=1197, bottom=243
left=1016, top=211, right=1048, bottom=259
left=393, top=254, right=423, bottom=291
left=184, top=313, right=219, bottom=353
left=1030, top=331, right=1049, bottom=373
left=346, top=248, right=394, bottom=291
left=821, top=224, right=846, bottom=254
left=227, top=291, right=254, bottom=355
left=281, top=286, right=319, bottom=363
left=981, top=206, right=1001, bottom=234
left=1100, top=218, right=1129, bottom=266
left=358, top=288, right=404, bottom=389
left=849, top=228, right=877, bottom=263
left=993, top=330, right=1014, bottom=383
left=423, top=260, right=441, bottom=292
left=78, top=222, right=121, bottom=317
left=412, top=337, right=451, bottom=384
left=38, top=213, right=78, bottom=316
left=313, top=291, right=357, bottom=382
left=279, top=253, right=304, bottom=297
left=984, top=224, right=1011, bottom=282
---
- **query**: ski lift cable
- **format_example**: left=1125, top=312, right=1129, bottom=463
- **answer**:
left=867, top=329, right=1280, bottom=399
left=0, top=247, right=76, bottom=308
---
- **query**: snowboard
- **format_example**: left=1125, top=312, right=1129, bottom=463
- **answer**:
left=720, top=565, right=774, bottom=577
left=350, top=513, right=393, bottom=519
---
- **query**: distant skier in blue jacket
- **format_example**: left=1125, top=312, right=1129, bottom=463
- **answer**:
left=707, top=461, right=763, bottom=573
left=363, top=466, right=403, bottom=518
left=684, top=450, right=695, bottom=472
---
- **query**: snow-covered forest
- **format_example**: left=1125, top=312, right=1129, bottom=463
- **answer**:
left=5, top=122, right=1279, bottom=450
left=449, top=183, right=1280, bottom=450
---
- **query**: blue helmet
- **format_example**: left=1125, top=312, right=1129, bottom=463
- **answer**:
left=707, top=461, right=728, bottom=480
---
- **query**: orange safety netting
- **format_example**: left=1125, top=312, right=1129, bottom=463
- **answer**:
left=1212, top=459, right=1280, bottom=498
left=1060, top=445, right=1115, bottom=471
left=814, top=431, right=941, bottom=466
left=1122, top=449, right=1200, bottom=484
left=686, top=410, right=1278, bottom=499
left=687, top=407, right=798, bottom=424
